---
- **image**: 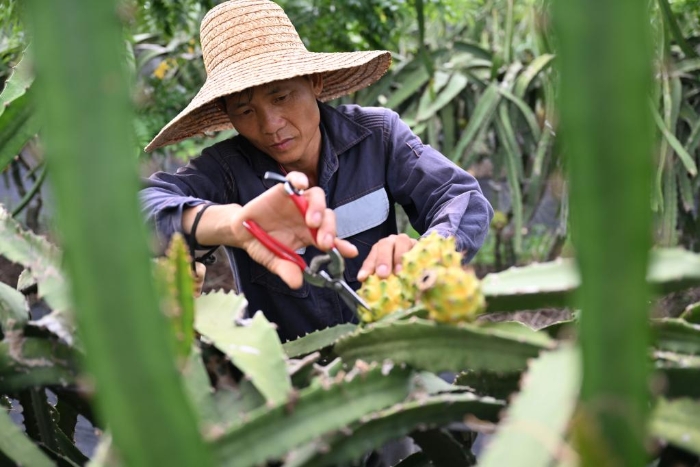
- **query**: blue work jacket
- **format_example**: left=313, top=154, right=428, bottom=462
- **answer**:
left=141, top=102, right=493, bottom=341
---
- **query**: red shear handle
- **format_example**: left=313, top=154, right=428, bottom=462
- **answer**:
left=243, top=220, right=308, bottom=271
left=288, top=193, right=318, bottom=241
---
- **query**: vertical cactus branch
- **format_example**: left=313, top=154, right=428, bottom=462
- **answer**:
left=24, top=0, right=211, bottom=465
left=553, top=0, right=653, bottom=465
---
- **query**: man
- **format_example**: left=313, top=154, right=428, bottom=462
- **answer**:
left=141, top=0, right=493, bottom=342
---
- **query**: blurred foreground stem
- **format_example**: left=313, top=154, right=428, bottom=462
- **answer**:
left=554, top=0, right=653, bottom=465
left=26, top=1, right=211, bottom=465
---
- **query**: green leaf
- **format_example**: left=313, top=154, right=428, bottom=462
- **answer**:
left=479, top=345, right=581, bottom=467
left=498, top=86, right=542, bottom=142
left=451, top=83, right=500, bottom=163
left=334, top=319, right=552, bottom=373
left=0, top=91, right=40, bottom=172
left=656, top=0, right=698, bottom=59
left=195, top=292, right=291, bottom=406
left=673, top=57, right=700, bottom=75
left=453, top=41, right=493, bottom=61
left=0, top=403, right=54, bottom=467
left=495, top=108, right=524, bottom=253
left=513, top=54, right=555, bottom=98
left=0, top=206, right=74, bottom=343
left=0, top=52, right=35, bottom=113
left=385, top=65, right=432, bottom=110
left=416, top=72, right=468, bottom=122
left=676, top=162, right=695, bottom=213
left=680, top=301, right=700, bottom=324
left=650, top=398, right=700, bottom=457
left=0, top=281, right=29, bottom=331
left=651, top=103, right=698, bottom=176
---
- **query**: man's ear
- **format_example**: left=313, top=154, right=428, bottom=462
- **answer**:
left=309, top=73, right=324, bottom=97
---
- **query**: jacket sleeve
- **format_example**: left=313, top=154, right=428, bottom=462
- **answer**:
left=139, top=146, right=236, bottom=249
left=384, top=110, right=493, bottom=262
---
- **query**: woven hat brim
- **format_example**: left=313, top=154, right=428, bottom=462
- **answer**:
left=145, top=50, right=391, bottom=152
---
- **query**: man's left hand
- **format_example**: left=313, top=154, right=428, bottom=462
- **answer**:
left=356, top=233, right=417, bottom=281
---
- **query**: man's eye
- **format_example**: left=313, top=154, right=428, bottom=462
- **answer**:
left=275, top=94, right=289, bottom=103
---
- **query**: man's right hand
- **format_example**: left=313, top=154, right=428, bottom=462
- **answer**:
left=182, top=171, right=358, bottom=289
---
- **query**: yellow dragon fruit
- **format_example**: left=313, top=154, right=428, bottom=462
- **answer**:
left=357, top=232, right=485, bottom=324
left=416, top=266, right=485, bottom=323
left=357, top=274, right=410, bottom=323
left=398, top=231, right=463, bottom=296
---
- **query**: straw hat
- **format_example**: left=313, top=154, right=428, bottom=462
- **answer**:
left=145, top=0, right=392, bottom=152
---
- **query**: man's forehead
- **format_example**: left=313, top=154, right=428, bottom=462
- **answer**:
left=227, top=76, right=308, bottom=103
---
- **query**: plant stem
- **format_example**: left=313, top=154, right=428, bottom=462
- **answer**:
left=553, top=0, right=653, bottom=465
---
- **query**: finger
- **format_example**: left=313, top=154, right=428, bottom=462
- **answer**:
left=372, top=235, right=396, bottom=279
left=334, top=238, right=358, bottom=258
left=357, top=242, right=381, bottom=282
left=393, top=235, right=417, bottom=274
left=303, top=186, right=326, bottom=230
left=285, top=171, right=309, bottom=191
left=316, top=207, right=337, bottom=250
left=269, top=258, right=304, bottom=289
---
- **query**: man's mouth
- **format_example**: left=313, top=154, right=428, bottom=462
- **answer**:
left=270, top=138, right=293, bottom=151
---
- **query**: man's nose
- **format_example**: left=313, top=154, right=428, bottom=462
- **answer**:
left=258, top=108, right=284, bottom=134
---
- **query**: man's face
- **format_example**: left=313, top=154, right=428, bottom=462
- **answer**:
left=223, top=76, right=324, bottom=169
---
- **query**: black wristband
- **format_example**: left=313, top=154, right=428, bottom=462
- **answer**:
left=189, top=203, right=217, bottom=272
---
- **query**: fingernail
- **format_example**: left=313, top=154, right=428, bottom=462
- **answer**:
left=376, top=264, right=389, bottom=276
left=323, top=234, right=333, bottom=249
left=394, top=264, right=403, bottom=274
left=311, top=211, right=322, bottom=226
left=357, top=269, right=367, bottom=280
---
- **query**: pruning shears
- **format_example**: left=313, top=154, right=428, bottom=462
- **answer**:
left=243, top=172, right=369, bottom=313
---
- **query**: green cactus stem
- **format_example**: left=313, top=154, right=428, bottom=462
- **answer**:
left=480, top=248, right=700, bottom=314
left=0, top=334, right=78, bottom=392
left=195, top=292, right=291, bottom=406
left=154, top=233, right=196, bottom=362
left=0, top=53, right=41, bottom=171
left=0, top=400, right=54, bottom=467
left=478, top=345, right=581, bottom=467
left=651, top=318, right=700, bottom=355
left=283, top=324, right=357, bottom=359
left=285, top=392, right=502, bottom=467
left=654, top=351, right=700, bottom=399
left=0, top=281, right=29, bottom=332
left=649, top=397, right=700, bottom=456
left=334, top=319, right=552, bottom=374
left=680, top=301, right=700, bottom=324
left=211, top=364, right=414, bottom=467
